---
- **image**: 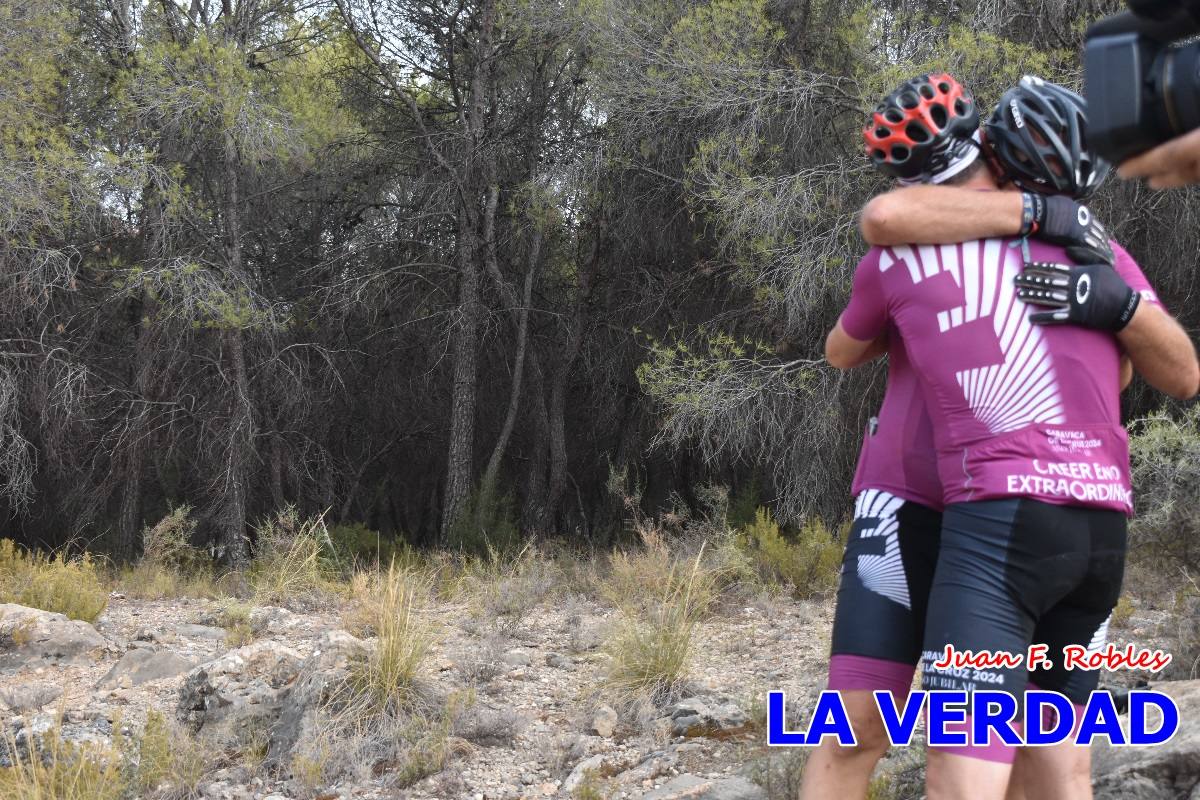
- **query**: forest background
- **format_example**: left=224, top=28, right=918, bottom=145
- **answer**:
left=2, top=0, right=1198, bottom=567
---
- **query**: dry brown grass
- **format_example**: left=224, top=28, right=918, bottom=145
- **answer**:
left=0, top=539, right=108, bottom=623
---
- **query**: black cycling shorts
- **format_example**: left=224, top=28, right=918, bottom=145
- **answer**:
left=920, top=498, right=1127, bottom=705
left=830, top=490, right=942, bottom=689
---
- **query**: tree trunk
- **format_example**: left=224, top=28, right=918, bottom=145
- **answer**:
left=522, top=358, right=550, bottom=531
left=481, top=188, right=541, bottom=493
left=217, top=127, right=250, bottom=567
left=440, top=218, right=483, bottom=541
left=219, top=328, right=252, bottom=567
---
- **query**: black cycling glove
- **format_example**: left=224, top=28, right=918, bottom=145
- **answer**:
left=1021, top=193, right=1114, bottom=266
left=1015, top=261, right=1140, bottom=331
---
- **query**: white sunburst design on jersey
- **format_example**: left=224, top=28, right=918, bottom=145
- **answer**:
left=1084, top=612, right=1111, bottom=658
left=852, top=489, right=909, bottom=609
left=880, top=240, right=1066, bottom=433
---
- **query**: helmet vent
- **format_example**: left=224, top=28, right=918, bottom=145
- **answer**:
left=930, top=105, right=948, bottom=129
left=900, top=92, right=919, bottom=109
left=906, top=122, right=931, bottom=143
left=919, top=84, right=935, bottom=99
left=891, top=145, right=910, bottom=162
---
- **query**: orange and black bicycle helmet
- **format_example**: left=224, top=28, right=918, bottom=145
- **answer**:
left=864, top=73, right=980, bottom=183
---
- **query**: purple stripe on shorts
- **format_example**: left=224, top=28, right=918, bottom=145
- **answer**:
left=1027, top=681, right=1085, bottom=738
left=828, top=654, right=915, bottom=698
left=927, top=714, right=1020, bottom=764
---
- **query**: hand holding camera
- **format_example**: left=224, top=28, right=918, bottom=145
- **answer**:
left=1086, top=0, right=1200, bottom=185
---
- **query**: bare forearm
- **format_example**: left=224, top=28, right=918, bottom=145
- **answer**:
left=860, top=186, right=1023, bottom=245
left=826, top=320, right=886, bottom=369
left=1119, top=305, right=1200, bottom=400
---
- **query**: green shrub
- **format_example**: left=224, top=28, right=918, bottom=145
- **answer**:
left=736, top=507, right=841, bottom=599
left=0, top=723, right=126, bottom=800
left=140, top=505, right=207, bottom=573
left=444, top=482, right=521, bottom=558
left=327, top=522, right=414, bottom=571
left=131, top=709, right=209, bottom=796
left=119, top=506, right=222, bottom=601
left=1129, top=407, right=1200, bottom=572
left=0, top=539, right=108, bottom=622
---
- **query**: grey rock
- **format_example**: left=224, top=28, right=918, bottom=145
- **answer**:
left=175, top=623, right=228, bottom=641
left=250, top=606, right=297, bottom=633
left=1093, top=680, right=1200, bottom=800
left=562, top=753, right=607, bottom=794
left=641, top=775, right=765, bottom=800
left=618, top=750, right=679, bottom=784
left=96, top=648, right=198, bottom=689
left=501, top=649, right=532, bottom=667
left=591, top=704, right=618, bottom=738
left=0, top=682, right=63, bottom=714
left=545, top=652, right=574, bottom=669
left=665, top=696, right=750, bottom=738
left=177, top=640, right=304, bottom=742
left=3, top=710, right=113, bottom=767
left=266, top=630, right=368, bottom=765
left=0, top=604, right=105, bottom=670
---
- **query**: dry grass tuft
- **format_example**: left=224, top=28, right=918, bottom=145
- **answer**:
left=348, top=563, right=434, bottom=710
left=0, top=539, right=108, bottom=622
left=602, top=549, right=713, bottom=708
left=460, top=544, right=558, bottom=635
left=130, top=709, right=210, bottom=797
left=249, top=508, right=337, bottom=608
left=0, top=708, right=214, bottom=800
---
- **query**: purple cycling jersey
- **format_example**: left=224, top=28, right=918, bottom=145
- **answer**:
left=850, top=333, right=943, bottom=510
left=842, top=238, right=1158, bottom=515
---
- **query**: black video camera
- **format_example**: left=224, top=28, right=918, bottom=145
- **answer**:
left=1086, top=0, right=1200, bottom=163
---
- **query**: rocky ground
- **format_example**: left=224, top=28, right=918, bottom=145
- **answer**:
left=1, top=585, right=1197, bottom=799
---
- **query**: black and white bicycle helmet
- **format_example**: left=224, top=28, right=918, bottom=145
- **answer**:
left=984, top=75, right=1112, bottom=198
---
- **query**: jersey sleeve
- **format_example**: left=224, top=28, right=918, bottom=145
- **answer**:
left=1110, top=240, right=1164, bottom=311
left=840, top=248, right=889, bottom=341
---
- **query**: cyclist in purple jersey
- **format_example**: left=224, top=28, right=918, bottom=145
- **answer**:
left=826, top=77, right=1198, bottom=800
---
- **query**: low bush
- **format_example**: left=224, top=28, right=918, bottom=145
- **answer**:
left=118, top=507, right=223, bottom=601
left=0, top=539, right=108, bottom=622
left=327, top=522, right=413, bottom=571
left=1129, top=407, right=1200, bottom=572
left=140, top=505, right=206, bottom=573
left=443, top=482, right=521, bottom=558
left=249, top=508, right=337, bottom=607
left=130, top=709, right=210, bottom=797
left=461, top=544, right=558, bottom=635
left=0, top=729, right=126, bottom=800
left=736, top=507, right=841, bottom=599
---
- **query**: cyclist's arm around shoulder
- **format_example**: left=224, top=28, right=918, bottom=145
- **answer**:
left=860, top=185, right=1023, bottom=245
left=1111, top=242, right=1200, bottom=400
left=1119, top=304, right=1199, bottom=399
